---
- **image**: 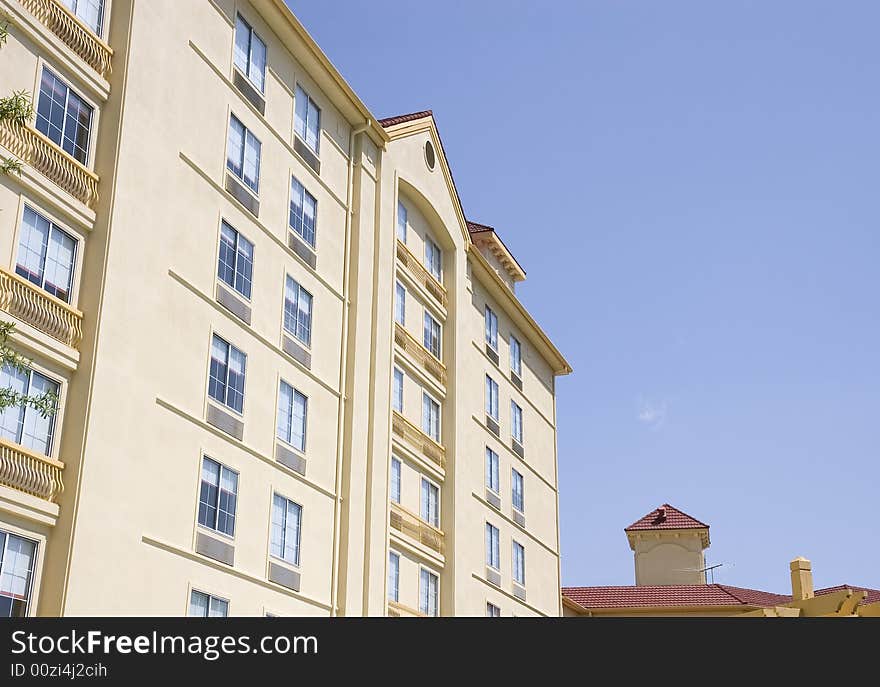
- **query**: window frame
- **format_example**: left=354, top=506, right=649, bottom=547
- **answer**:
left=511, top=401, right=524, bottom=444
left=270, top=492, right=303, bottom=568
left=510, top=335, right=522, bottom=377
left=196, top=455, right=239, bottom=539
left=485, top=306, right=498, bottom=351
left=0, top=363, right=61, bottom=457
left=485, top=447, right=500, bottom=495
left=420, top=476, right=440, bottom=528
left=217, top=220, right=254, bottom=301
left=512, top=540, right=526, bottom=586
left=388, top=551, right=400, bottom=603
left=60, top=0, right=105, bottom=37
left=390, top=457, right=401, bottom=504
left=394, top=281, right=406, bottom=326
left=207, top=333, right=247, bottom=415
left=392, top=367, right=404, bottom=413
left=188, top=589, right=229, bottom=618
left=294, top=84, right=321, bottom=155
left=485, top=375, right=499, bottom=421
left=0, top=528, right=39, bottom=618
left=424, top=237, right=442, bottom=281
left=226, top=113, right=262, bottom=195
left=419, top=566, right=439, bottom=617
left=485, top=522, right=500, bottom=571
left=511, top=469, right=524, bottom=515
left=276, top=379, right=308, bottom=453
left=233, top=12, right=267, bottom=93
left=421, top=391, right=441, bottom=443
left=289, top=176, right=318, bottom=248
left=34, top=66, right=95, bottom=167
left=423, top=311, right=441, bottom=359
left=486, top=602, right=501, bottom=618
left=283, top=275, right=314, bottom=347
left=15, top=204, right=79, bottom=305
left=396, top=200, right=407, bottom=243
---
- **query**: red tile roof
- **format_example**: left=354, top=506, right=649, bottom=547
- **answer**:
left=562, top=584, right=789, bottom=609
left=625, top=504, right=709, bottom=532
left=377, top=110, right=433, bottom=128
left=815, top=585, right=880, bottom=606
left=466, top=221, right=494, bottom=235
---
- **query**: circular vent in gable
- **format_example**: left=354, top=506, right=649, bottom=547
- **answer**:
left=424, top=139, right=436, bottom=171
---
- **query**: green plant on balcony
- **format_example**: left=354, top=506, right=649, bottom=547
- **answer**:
left=0, top=322, right=57, bottom=417
left=0, top=21, right=35, bottom=176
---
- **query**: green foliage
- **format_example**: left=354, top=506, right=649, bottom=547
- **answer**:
left=0, top=322, right=58, bottom=417
left=0, top=90, right=33, bottom=126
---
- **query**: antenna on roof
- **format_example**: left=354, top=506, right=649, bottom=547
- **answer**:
left=699, top=562, right=726, bottom=584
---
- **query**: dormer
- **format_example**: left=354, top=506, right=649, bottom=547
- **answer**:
left=467, top=222, right=526, bottom=293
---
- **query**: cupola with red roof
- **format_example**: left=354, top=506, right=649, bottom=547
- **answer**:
left=625, top=504, right=711, bottom=586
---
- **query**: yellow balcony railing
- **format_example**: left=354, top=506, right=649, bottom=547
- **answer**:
left=396, top=239, right=447, bottom=309
left=0, top=120, right=99, bottom=209
left=19, top=0, right=113, bottom=77
left=0, top=436, right=65, bottom=503
left=0, top=266, right=83, bottom=348
left=387, top=600, right=427, bottom=618
left=393, top=322, right=446, bottom=386
left=391, top=411, right=445, bottom=471
left=390, top=502, right=445, bottom=557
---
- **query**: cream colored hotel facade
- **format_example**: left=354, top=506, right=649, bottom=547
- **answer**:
left=0, top=0, right=570, bottom=617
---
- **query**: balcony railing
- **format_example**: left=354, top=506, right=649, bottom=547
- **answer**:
left=396, top=239, right=447, bottom=309
left=390, top=502, right=445, bottom=556
left=391, top=411, right=445, bottom=471
left=387, top=600, right=427, bottom=618
left=0, top=436, right=65, bottom=503
left=0, top=120, right=99, bottom=209
left=19, top=0, right=113, bottom=77
left=0, top=266, right=83, bottom=348
left=393, top=323, right=446, bottom=386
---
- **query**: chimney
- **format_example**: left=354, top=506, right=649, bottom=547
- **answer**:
left=790, top=557, right=814, bottom=601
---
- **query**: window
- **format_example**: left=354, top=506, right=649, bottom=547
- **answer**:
left=270, top=494, right=302, bottom=566
left=485, top=306, right=498, bottom=351
left=60, top=0, right=103, bottom=35
left=510, top=336, right=522, bottom=377
left=0, top=365, right=59, bottom=455
left=422, top=393, right=440, bottom=442
left=233, top=14, right=267, bottom=92
left=189, top=590, right=228, bottom=617
left=512, top=541, right=525, bottom=585
left=277, top=381, right=307, bottom=452
left=392, top=368, right=404, bottom=413
left=485, top=376, right=499, bottom=421
left=486, top=602, right=501, bottom=618
left=420, top=478, right=439, bottom=528
left=511, top=402, right=523, bottom=444
left=208, top=335, right=246, bottom=413
left=294, top=85, right=321, bottom=154
left=35, top=68, right=93, bottom=165
left=283, top=276, right=313, bottom=346
left=512, top=469, right=524, bottom=514
left=198, top=457, right=238, bottom=537
left=217, top=221, right=253, bottom=299
left=419, top=569, right=439, bottom=617
left=396, top=201, right=407, bottom=242
left=485, top=448, right=499, bottom=494
left=425, top=238, right=441, bottom=281
left=485, top=523, right=500, bottom=570
left=423, top=312, right=441, bottom=359
left=388, top=552, right=399, bottom=602
left=16, top=206, right=76, bottom=303
left=394, top=282, right=406, bottom=326
left=0, top=530, right=37, bottom=618
left=289, top=177, right=318, bottom=247
left=390, top=458, right=401, bottom=503
left=227, top=114, right=261, bottom=194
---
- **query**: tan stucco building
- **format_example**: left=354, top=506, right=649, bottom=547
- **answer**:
left=0, top=0, right=570, bottom=617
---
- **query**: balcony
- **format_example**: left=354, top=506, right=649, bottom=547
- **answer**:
left=394, top=322, right=446, bottom=386
left=390, top=502, right=445, bottom=556
left=0, top=120, right=99, bottom=209
left=0, top=266, right=83, bottom=348
left=391, top=411, right=445, bottom=471
left=0, top=436, right=65, bottom=503
left=19, top=0, right=113, bottom=78
left=387, top=600, right=426, bottom=618
left=396, top=239, right=447, bottom=309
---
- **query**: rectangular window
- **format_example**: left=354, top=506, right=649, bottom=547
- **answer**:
left=423, top=312, right=441, bottom=359
left=392, top=368, right=404, bottom=413
left=485, top=375, right=499, bottom=421
left=233, top=13, right=267, bottom=92
left=420, top=478, right=439, bottom=528
left=60, top=0, right=104, bottom=35
left=394, top=282, right=406, bottom=326
left=270, top=494, right=302, bottom=566
left=35, top=68, right=93, bottom=165
left=208, top=334, right=246, bottom=414
left=486, top=602, right=501, bottom=618
left=16, top=206, right=76, bottom=303
left=0, top=365, right=59, bottom=456
left=422, top=393, right=440, bottom=443
left=277, top=381, right=307, bottom=452
left=396, top=201, right=407, bottom=242
left=511, top=401, right=523, bottom=443
left=289, top=177, right=318, bottom=247
left=283, top=276, right=313, bottom=346
left=388, top=552, right=400, bottom=602
left=419, top=568, right=439, bottom=617
left=217, top=221, right=254, bottom=299
left=512, top=541, right=525, bottom=585
left=227, top=114, right=261, bottom=194
left=510, top=336, right=522, bottom=377
left=197, top=457, right=238, bottom=537
left=485, top=447, right=499, bottom=494
left=189, top=590, right=228, bottom=617
left=486, top=523, right=500, bottom=570
left=294, top=85, right=321, bottom=154
left=485, top=306, right=498, bottom=351
left=0, top=530, right=38, bottom=618
left=425, top=238, right=441, bottom=281
left=512, top=469, right=524, bottom=514
left=390, top=458, right=401, bottom=503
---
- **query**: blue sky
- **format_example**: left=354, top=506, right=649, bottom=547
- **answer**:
left=288, top=1, right=880, bottom=594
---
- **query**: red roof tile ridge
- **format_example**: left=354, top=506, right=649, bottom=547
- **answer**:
left=625, top=503, right=709, bottom=531
left=377, top=110, right=433, bottom=128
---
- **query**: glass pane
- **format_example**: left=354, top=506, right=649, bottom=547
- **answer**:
left=294, top=86, right=308, bottom=142
left=306, top=98, right=320, bottom=152
left=43, top=226, right=76, bottom=302
left=189, top=590, right=208, bottom=617
left=0, top=534, right=36, bottom=604
left=270, top=494, right=286, bottom=559
left=284, top=501, right=301, bottom=565
left=234, top=15, right=250, bottom=78
left=226, top=347, right=246, bottom=413
left=35, top=70, right=67, bottom=149
left=0, top=365, right=27, bottom=445
left=250, top=33, right=267, bottom=92
left=208, top=596, right=228, bottom=617
left=20, top=372, right=58, bottom=455
left=15, top=207, right=49, bottom=289
left=208, top=336, right=229, bottom=406
left=227, top=116, right=244, bottom=178
left=243, top=131, right=261, bottom=193
left=396, top=201, right=407, bottom=242
left=277, top=381, right=293, bottom=443
left=291, top=390, right=307, bottom=452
